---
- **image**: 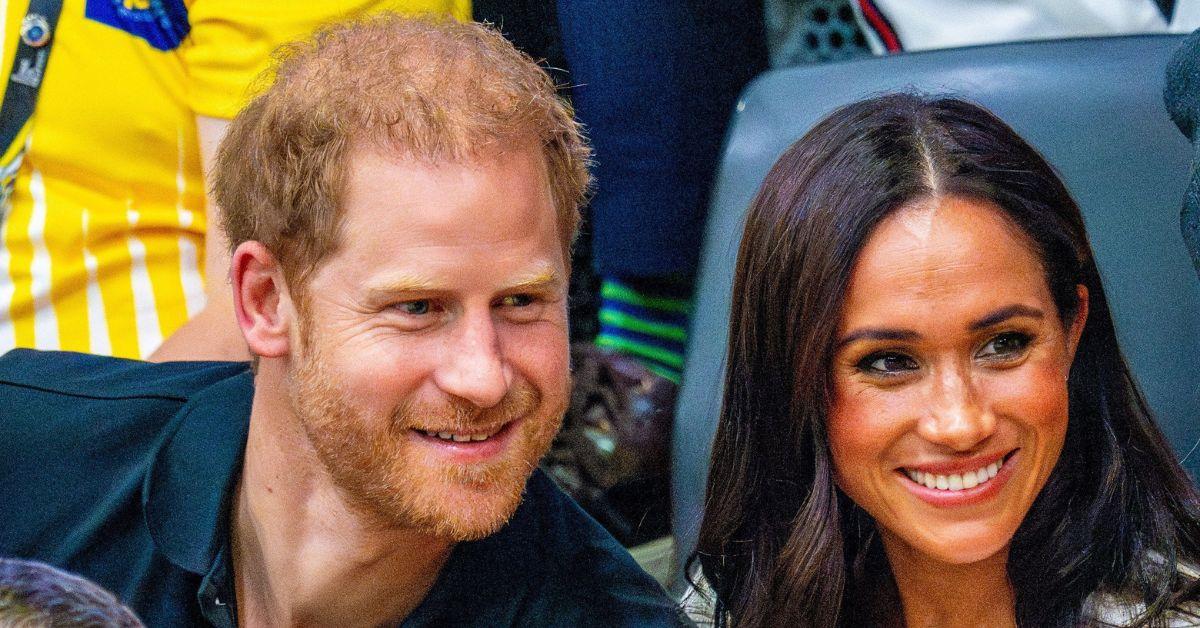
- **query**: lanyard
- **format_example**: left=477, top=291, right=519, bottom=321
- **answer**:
left=0, top=0, right=64, bottom=215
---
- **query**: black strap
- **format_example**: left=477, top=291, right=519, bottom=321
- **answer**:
left=1156, top=0, right=1177, bottom=22
left=0, top=0, right=64, bottom=157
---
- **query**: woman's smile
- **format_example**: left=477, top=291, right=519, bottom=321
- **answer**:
left=898, top=448, right=1018, bottom=507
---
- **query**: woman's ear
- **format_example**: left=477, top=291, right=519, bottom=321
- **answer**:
left=1066, top=284, right=1090, bottom=361
left=230, top=241, right=293, bottom=358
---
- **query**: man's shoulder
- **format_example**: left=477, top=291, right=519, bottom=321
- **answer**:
left=0, top=351, right=253, bottom=625
left=0, top=349, right=252, bottom=491
left=517, top=470, right=688, bottom=626
left=0, top=348, right=250, bottom=403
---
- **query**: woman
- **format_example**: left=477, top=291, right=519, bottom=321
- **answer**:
left=690, top=93, right=1200, bottom=626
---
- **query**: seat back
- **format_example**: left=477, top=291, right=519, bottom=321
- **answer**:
left=672, top=34, right=1200, bottom=586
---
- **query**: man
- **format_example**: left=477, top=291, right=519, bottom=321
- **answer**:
left=0, top=15, right=686, bottom=627
left=0, top=0, right=468, bottom=362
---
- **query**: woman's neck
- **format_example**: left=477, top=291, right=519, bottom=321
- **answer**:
left=880, top=532, right=1016, bottom=628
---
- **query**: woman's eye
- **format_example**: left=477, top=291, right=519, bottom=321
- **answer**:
left=857, top=352, right=919, bottom=375
left=977, top=331, right=1032, bottom=360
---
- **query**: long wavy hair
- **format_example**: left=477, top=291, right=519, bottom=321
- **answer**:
left=691, top=93, right=1200, bottom=626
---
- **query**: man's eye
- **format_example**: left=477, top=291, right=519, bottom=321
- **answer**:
left=500, top=294, right=534, bottom=307
left=397, top=300, right=431, bottom=315
left=857, top=352, right=919, bottom=375
left=977, top=332, right=1032, bottom=360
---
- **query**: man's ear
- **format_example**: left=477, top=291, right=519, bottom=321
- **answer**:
left=231, top=241, right=293, bottom=358
left=1066, top=284, right=1090, bottom=361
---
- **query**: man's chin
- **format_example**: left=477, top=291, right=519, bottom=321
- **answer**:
left=401, top=476, right=529, bottom=541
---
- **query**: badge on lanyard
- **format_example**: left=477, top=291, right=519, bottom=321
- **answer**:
left=20, top=13, right=52, bottom=48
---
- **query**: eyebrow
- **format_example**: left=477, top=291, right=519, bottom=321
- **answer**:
left=503, top=268, right=564, bottom=293
left=363, top=267, right=564, bottom=302
left=364, top=273, right=440, bottom=301
left=968, top=304, right=1045, bottom=331
left=836, top=304, right=1046, bottom=349
left=836, top=328, right=920, bottom=349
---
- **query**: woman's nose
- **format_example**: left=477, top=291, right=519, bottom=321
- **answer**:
left=917, top=365, right=996, bottom=451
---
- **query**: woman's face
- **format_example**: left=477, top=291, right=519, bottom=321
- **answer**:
left=828, top=195, right=1087, bottom=566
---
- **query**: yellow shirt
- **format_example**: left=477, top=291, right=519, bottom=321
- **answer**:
left=0, top=0, right=469, bottom=358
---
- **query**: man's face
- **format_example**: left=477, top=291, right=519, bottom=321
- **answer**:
left=287, top=143, right=569, bottom=541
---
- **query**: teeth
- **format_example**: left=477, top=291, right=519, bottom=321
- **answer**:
left=962, top=472, right=978, bottom=489
left=905, top=459, right=1004, bottom=492
left=422, top=428, right=499, bottom=443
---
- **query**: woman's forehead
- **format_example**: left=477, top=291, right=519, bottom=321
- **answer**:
left=837, top=196, right=1051, bottom=330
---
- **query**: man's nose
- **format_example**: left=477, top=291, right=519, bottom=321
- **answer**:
left=917, top=365, right=995, bottom=451
left=433, top=312, right=511, bottom=408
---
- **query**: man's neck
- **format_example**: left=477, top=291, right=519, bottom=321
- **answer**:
left=231, top=368, right=454, bottom=627
left=881, top=532, right=1016, bottom=628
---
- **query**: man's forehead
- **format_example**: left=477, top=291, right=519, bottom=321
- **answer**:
left=344, top=132, right=547, bottom=172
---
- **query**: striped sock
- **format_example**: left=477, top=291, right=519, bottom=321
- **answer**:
left=594, top=276, right=691, bottom=384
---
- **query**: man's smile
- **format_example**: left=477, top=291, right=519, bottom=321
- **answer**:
left=419, top=424, right=506, bottom=443
left=408, top=416, right=527, bottom=465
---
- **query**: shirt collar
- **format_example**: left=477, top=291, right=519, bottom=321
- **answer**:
left=142, top=369, right=254, bottom=575
left=400, top=471, right=550, bottom=626
left=138, top=366, right=550, bottom=625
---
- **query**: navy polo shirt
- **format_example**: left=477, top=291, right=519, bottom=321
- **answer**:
left=0, top=350, right=687, bottom=627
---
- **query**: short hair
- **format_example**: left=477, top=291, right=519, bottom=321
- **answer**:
left=693, top=93, right=1200, bottom=626
left=0, top=558, right=143, bottom=627
left=213, top=14, right=591, bottom=289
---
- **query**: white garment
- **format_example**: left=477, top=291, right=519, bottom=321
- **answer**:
left=680, top=563, right=1200, bottom=626
left=853, top=0, right=1200, bottom=54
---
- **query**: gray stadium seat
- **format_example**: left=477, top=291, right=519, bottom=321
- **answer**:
left=671, top=34, right=1200, bottom=587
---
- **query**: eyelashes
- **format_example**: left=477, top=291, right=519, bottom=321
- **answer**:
left=976, top=331, right=1032, bottom=361
left=394, top=300, right=434, bottom=316
left=857, top=352, right=919, bottom=376
left=854, top=331, right=1035, bottom=378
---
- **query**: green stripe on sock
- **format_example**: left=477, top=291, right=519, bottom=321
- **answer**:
left=597, top=309, right=687, bottom=342
left=643, top=362, right=682, bottom=385
left=595, top=334, right=686, bottom=369
left=600, top=282, right=692, bottom=314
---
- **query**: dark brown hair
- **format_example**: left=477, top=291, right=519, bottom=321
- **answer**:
left=692, top=93, right=1200, bottom=626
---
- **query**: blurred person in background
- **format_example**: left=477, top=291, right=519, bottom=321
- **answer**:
left=554, top=0, right=767, bottom=389
left=851, top=0, right=1199, bottom=53
left=1166, top=27, right=1200, bottom=276
left=474, top=1, right=768, bottom=551
left=0, top=0, right=468, bottom=362
left=0, top=558, right=143, bottom=628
